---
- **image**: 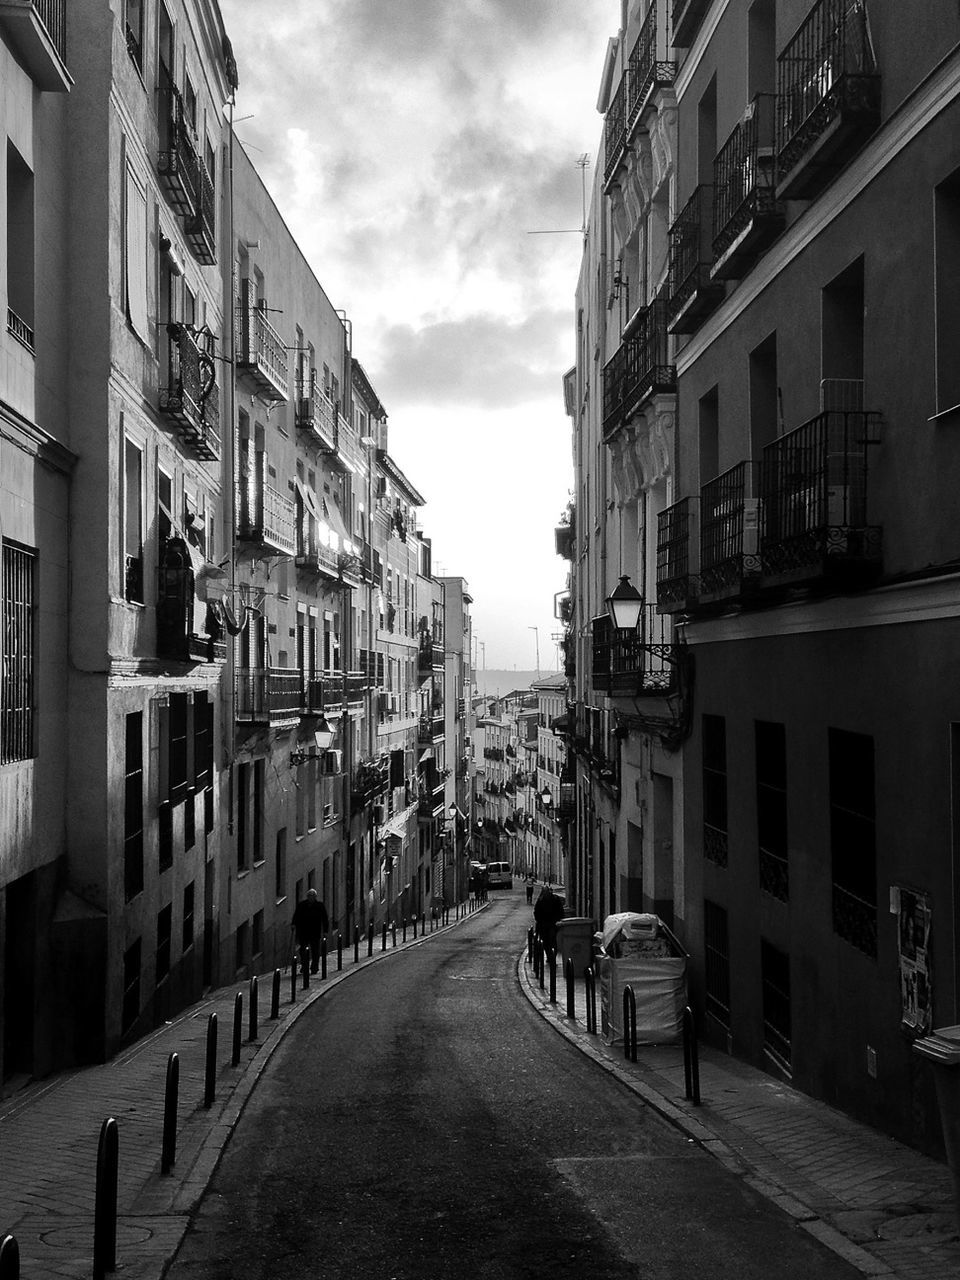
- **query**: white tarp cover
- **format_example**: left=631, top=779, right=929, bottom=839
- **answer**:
left=600, top=911, right=660, bottom=953
left=598, top=952, right=687, bottom=1046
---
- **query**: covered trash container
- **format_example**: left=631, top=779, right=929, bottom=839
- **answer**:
left=913, top=1025, right=960, bottom=1231
left=555, top=917, right=595, bottom=976
left=597, top=913, right=687, bottom=1046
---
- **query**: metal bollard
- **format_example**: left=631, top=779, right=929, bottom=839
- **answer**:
left=367, top=923, right=374, bottom=957
left=248, top=975, right=259, bottom=1041
left=232, top=992, right=243, bottom=1067
left=290, top=955, right=297, bottom=1003
left=527, top=927, right=534, bottom=964
left=270, top=969, right=281, bottom=1020
left=403, top=918, right=407, bottom=943
left=623, top=985, right=637, bottom=1063
left=565, top=957, right=575, bottom=1019
left=381, top=922, right=387, bottom=952
left=337, top=932, right=343, bottom=971
left=392, top=920, right=397, bottom=948
left=413, top=914, right=418, bottom=939
left=204, top=1013, right=218, bottom=1108
left=683, top=1006, right=701, bottom=1105
left=161, top=1052, right=179, bottom=1175
left=0, top=1235, right=19, bottom=1280
left=321, top=937, right=327, bottom=980
left=354, top=924, right=360, bottom=964
left=584, top=967, right=597, bottom=1035
left=93, top=1116, right=118, bottom=1279
left=548, top=948, right=557, bottom=1004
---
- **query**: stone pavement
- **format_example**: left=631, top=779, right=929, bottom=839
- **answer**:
left=0, top=907, right=477, bottom=1280
left=519, top=946, right=960, bottom=1280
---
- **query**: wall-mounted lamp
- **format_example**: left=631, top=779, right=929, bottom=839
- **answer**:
left=606, top=575, right=643, bottom=631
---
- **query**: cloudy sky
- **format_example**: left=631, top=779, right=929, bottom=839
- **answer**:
left=220, top=0, right=613, bottom=671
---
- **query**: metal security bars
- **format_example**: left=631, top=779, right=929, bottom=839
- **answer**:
left=601, top=298, right=675, bottom=434
left=667, top=186, right=724, bottom=331
left=712, top=94, right=782, bottom=273
left=699, top=461, right=762, bottom=602
left=656, top=497, right=696, bottom=612
left=604, top=76, right=627, bottom=183
left=627, top=0, right=675, bottom=130
left=159, top=324, right=221, bottom=460
left=1, top=543, right=35, bottom=764
left=591, top=607, right=679, bottom=697
left=34, top=0, right=65, bottom=57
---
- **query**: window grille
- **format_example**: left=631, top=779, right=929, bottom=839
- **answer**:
left=1, top=543, right=36, bottom=763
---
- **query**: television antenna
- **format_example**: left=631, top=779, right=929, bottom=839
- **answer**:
left=526, top=153, right=591, bottom=237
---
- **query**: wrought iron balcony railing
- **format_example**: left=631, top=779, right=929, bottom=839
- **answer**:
left=238, top=454, right=297, bottom=556
left=627, top=0, right=675, bottom=129
left=667, top=185, right=724, bottom=333
left=157, top=88, right=200, bottom=219
left=7, top=307, right=34, bottom=352
left=158, top=324, right=221, bottom=461
left=0, top=0, right=71, bottom=91
left=235, top=667, right=302, bottom=726
left=604, top=76, right=627, bottom=183
left=184, top=156, right=216, bottom=264
left=602, top=297, right=675, bottom=434
left=656, top=496, right=698, bottom=613
left=776, top=0, right=880, bottom=200
left=295, top=372, right=338, bottom=452
left=235, top=278, right=288, bottom=402
left=698, top=460, right=762, bottom=605
left=591, top=607, right=680, bottom=697
left=711, top=94, right=784, bottom=279
left=760, top=408, right=881, bottom=587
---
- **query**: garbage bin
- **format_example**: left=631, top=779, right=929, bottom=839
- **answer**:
left=913, top=1025, right=960, bottom=1232
left=555, top=918, right=595, bottom=976
left=596, top=913, right=687, bottom=1046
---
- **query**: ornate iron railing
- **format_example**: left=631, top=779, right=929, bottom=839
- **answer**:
left=235, top=668, right=303, bottom=723
left=759, top=847, right=789, bottom=901
left=656, top=496, right=695, bottom=608
left=184, top=156, right=215, bottom=264
left=604, top=76, right=627, bottom=181
left=295, top=372, right=338, bottom=450
left=699, top=460, right=761, bottom=597
left=591, top=606, right=678, bottom=695
left=157, top=88, right=200, bottom=218
left=713, top=94, right=779, bottom=259
left=35, top=0, right=66, bottom=58
left=6, top=307, right=34, bottom=352
left=158, top=324, right=220, bottom=460
left=667, top=185, right=715, bottom=320
left=628, top=0, right=675, bottom=127
left=235, top=279, right=288, bottom=401
left=776, top=0, right=879, bottom=186
left=602, top=298, right=675, bottom=432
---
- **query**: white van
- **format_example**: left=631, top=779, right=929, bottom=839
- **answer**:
left=486, top=861, right=513, bottom=889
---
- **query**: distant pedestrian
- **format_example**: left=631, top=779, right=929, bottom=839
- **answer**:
left=291, top=888, right=329, bottom=974
left=534, top=884, right=564, bottom=953
left=525, top=874, right=535, bottom=905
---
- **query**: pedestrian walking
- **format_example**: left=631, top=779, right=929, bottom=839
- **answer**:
left=525, top=874, right=535, bottom=905
left=533, top=883, right=564, bottom=953
left=291, top=888, right=329, bottom=974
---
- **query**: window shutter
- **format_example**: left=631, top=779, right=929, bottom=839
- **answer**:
left=125, top=163, right=149, bottom=341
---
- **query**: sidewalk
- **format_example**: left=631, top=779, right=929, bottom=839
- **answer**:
left=0, top=908, right=477, bottom=1280
left=518, top=950, right=960, bottom=1280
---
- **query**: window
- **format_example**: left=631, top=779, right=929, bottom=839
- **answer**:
left=157, top=2, right=173, bottom=92
left=253, top=759, right=265, bottom=863
left=125, top=0, right=144, bottom=71
left=156, top=904, right=172, bottom=982
left=756, top=721, right=788, bottom=900
left=123, top=438, right=144, bottom=603
left=1, top=542, right=36, bottom=764
left=158, top=800, right=173, bottom=872
left=704, top=901, right=730, bottom=1027
left=829, top=727, right=877, bottom=957
left=821, top=257, right=864, bottom=389
left=124, top=161, right=149, bottom=342
left=236, top=762, right=249, bottom=872
left=193, top=691, right=212, bottom=791
left=6, top=143, right=35, bottom=350
left=182, top=881, right=195, bottom=952
left=124, top=712, right=144, bottom=901
left=702, top=714, right=728, bottom=866
left=698, top=386, right=719, bottom=489
left=168, top=692, right=188, bottom=805
left=122, top=939, right=141, bottom=1035
left=761, top=939, right=791, bottom=1068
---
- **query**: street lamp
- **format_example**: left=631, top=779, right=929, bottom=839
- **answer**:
left=606, top=575, right=643, bottom=631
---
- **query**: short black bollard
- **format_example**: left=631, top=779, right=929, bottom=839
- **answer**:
left=161, top=1052, right=179, bottom=1175
left=248, top=975, right=259, bottom=1041
left=367, top=923, right=374, bottom=957
left=321, top=937, right=327, bottom=980
left=381, top=922, right=387, bottom=952
left=353, top=925, right=360, bottom=963
left=527, top=927, right=534, bottom=963
left=565, top=957, right=575, bottom=1019
left=683, top=1005, right=701, bottom=1105
left=204, top=1013, right=217, bottom=1108
left=337, top=932, right=343, bottom=971
left=93, top=1116, right=118, bottom=1279
left=623, top=985, right=637, bottom=1063
left=412, top=914, right=418, bottom=939
left=402, top=918, right=407, bottom=943
left=271, top=969, right=281, bottom=1020
left=232, top=991, right=243, bottom=1067
left=584, top=967, right=597, bottom=1035
left=290, top=955, right=297, bottom=1003
left=548, top=948, right=557, bottom=1004
left=0, top=1234, right=19, bottom=1280
left=391, top=920, right=397, bottom=948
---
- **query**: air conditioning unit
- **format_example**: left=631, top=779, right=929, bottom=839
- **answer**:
left=322, top=749, right=343, bottom=775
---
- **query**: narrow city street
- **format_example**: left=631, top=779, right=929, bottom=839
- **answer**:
left=166, top=895, right=861, bottom=1280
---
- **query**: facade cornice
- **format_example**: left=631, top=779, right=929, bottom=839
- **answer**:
left=0, top=398, right=77, bottom=475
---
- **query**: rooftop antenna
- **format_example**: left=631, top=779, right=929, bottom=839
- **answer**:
left=526, top=153, right=591, bottom=237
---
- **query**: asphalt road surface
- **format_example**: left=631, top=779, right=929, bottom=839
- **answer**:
left=167, top=894, right=860, bottom=1279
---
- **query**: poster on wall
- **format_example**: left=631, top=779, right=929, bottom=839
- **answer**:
left=898, top=887, right=932, bottom=1035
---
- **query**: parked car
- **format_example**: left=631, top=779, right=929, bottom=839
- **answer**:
left=486, top=861, right=513, bottom=889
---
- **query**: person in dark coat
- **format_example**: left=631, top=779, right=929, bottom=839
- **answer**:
left=291, top=888, right=329, bottom=974
left=533, top=884, right=564, bottom=953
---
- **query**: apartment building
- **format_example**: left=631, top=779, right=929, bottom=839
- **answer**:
left=568, top=0, right=960, bottom=1154
left=439, top=576, right=475, bottom=900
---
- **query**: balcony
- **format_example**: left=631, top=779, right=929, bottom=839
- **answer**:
left=603, top=76, right=627, bottom=185
left=238, top=458, right=297, bottom=556
left=295, top=532, right=339, bottom=579
left=7, top=307, right=34, bottom=353
left=157, top=89, right=200, bottom=219
left=667, top=186, right=725, bottom=333
left=698, top=461, right=762, bottom=606
left=776, top=0, right=880, bottom=201
left=627, top=1, right=675, bottom=131
left=711, top=94, right=784, bottom=280
left=602, top=297, right=675, bottom=436
left=158, top=324, right=221, bottom=461
left=295, top=373, right=338, bottom=453
left=351, top=758, right=389, bottom=813
left=417, top=635, right=444, bottom=677
left=156, top=538, right=226, bottom=665
left=671, top=0, right=710, bottom=49
left=301, top=676, right=326, bottom=716
left=235, top=279, right=288, bottom=403
left=0, top=0, right=71, bottom=91
left=322, top=671, right=367, bottom=712
left=184, top=157, right=216, bottom=264
left=555, top=513, right=575, bottom=560
left=591, top=607, right=680, bottom=698
left=760, top=408, right=882, bottom=589
left=235, top=668, right=302, bottom=728
left=656, top=496, right=698, bottom=613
